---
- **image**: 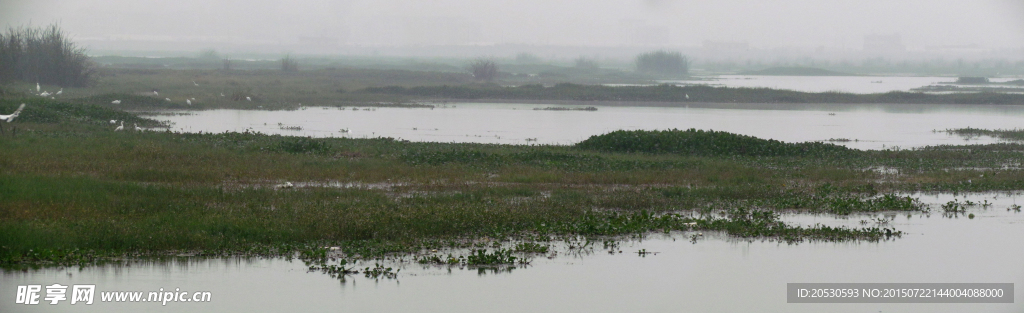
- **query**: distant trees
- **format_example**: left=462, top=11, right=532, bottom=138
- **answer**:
left=469, top=59, right=498, bottom=82
left=514, top=53, right=541, bottom=63
left=0, top=24, right=95, bottom=87
left=574, top=57, right=599, bottom=70
left=635, top=50, right=688, bottom=76
left=281, top=55, right=298, bottom=72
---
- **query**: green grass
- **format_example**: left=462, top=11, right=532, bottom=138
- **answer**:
left=2, top=97, right=1023, bottom=268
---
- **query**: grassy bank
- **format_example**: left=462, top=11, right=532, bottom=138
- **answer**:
left=2, top=98, right=1023, bottom=268
left=363, top=83, right=1024, bottom=105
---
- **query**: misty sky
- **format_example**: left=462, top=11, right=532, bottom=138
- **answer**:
left=2, top=0, right=1023, bottom=50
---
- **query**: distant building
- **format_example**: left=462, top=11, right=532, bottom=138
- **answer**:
left=863, top=34, right=905, bottom=53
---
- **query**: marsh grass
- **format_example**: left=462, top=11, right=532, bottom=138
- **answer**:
left=363, top=83, right=1024, bottom=105
left=944, top=127, right=1024, bottom=141
left=2, top=99, right=1023, bottom=267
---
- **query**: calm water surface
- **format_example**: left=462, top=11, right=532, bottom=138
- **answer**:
left=152, top=102, right=1024, bottom=149
left=4, top=193, right=1023, bottom=313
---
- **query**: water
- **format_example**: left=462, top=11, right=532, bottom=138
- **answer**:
left=4, top=193, right=1023, bottom=312
left=151, top=102, right=1024, bottom=149
left=661, top=75, right=1023, bottom=94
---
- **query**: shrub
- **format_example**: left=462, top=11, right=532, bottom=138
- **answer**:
left=281, top=55, right=298, bottom=72
left=635, top=50, right=688, bottom=76
left=469, top=59, right=498, bottom=81
left=0, top=24, right=95, bottom=87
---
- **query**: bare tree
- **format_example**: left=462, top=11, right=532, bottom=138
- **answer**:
left=281, top=55, right=298, bottom=72
left=469, top=59, right=498, bottom=82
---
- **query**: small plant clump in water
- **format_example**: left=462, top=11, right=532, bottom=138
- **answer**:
left=363, top=263, right=399, bottom=280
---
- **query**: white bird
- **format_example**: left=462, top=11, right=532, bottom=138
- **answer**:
left=56, top=88, right=62, bottom=95
left=246, top=96, right=252, bottom=101
left=40, top=91, right=50, bottom=97
left=186, top=99, right=192, bottom=105
left=0, top=104, right=26, bottom=122
left=165, top=98, right=171, bottom=102
left=220, top=93, right=225, bottom=97
left=190, top=98, right=195, bottom=101
left=110, top=119, right=117, bottom=124
left=192, top=80, right=199, bottom=86
left=114, top=121, right=124, bottom=131
left=111, top=100, right=121, bottom=104
left=36, top=82, right=40, bottom=92
left=134, top=123, right=142, bottom=131
left=152, top=90, right=158, bottom=95
left=685, top=94, right=689, bottom=99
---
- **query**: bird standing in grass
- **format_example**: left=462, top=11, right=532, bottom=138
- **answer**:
left=115, top=121, right=124, bottom=131
left=56, top=88, right=62, bottom=95
left=110, top=119, right=117, bottom=124
left=134, top=123, right=142, bottom=131
left=36, top=82, right=40, bottom=93
left=187, top=99, right=192, bottom=105
left=111, top=100, right=121, bottom=104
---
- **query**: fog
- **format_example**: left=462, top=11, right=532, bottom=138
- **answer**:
left=2, top=0, right=1023, bottom=58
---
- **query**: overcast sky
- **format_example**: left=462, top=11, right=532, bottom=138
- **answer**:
left=2, top=0, right=1023, bottom=50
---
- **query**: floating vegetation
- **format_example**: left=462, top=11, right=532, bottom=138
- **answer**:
left=513, top=242, right=549, bottom=254
left=533, top=106, right=597, bottom=111
left=1009, top=204, right=1021, bottom=212
left=825, top=138, right=855, bottom=142
left=362, top=263, right=399, bottom=280
left=943, top=127, right=1024, bottom=142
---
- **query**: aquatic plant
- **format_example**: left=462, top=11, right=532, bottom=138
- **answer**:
left=575, top=128, right=853, bottom=157
left=465, top=249, right=518, bottom=266
left=363, top=263, right=399, bottom=279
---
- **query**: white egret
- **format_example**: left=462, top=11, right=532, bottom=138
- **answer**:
left=192, top=80, right=199, bottom=86
left=134, top=123, right=142, bottom=131
left=685, top=94, right=689, bottom=99
left=56, top=88, right=63, bottom=95
left=40, top=91, right=50, bottom=97
left=111, top=100, right=121, bottom=104
left=186, top=99, right=192, bottom=105
left=36, top=82, right=40, bottom=92
left=220, top=93, right=225, bottom=97
left=153, top=90, right=158, bottom=95
left=110, top=119, right=117, bottom=124
left=0, top=103, right=24, bottom=135
left=165, top=98, right=171, bottom=102
left=114, top=121, right=124, bottom=131
left=246, top=96, right=252, bottom=101
left=0, top=104, right=26, bottom=122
